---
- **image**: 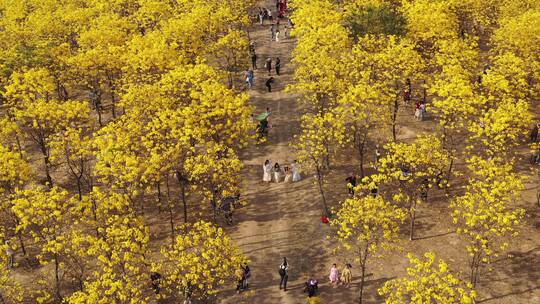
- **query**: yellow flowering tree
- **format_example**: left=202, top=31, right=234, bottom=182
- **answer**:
left=66, top=212, right=151, bottom=304
left=50, top=128, right=95, bottom=200
left=379, top=252, right=476, bottom=303
left=371, top=135, right=450, bottom=240
left=0, top=229, right=24, bottom=303
left=450, top=157, right=525, bottom=287
left=331, top=195, right=406, bottom=304
left=295, top=112, right=346, bottom=216
left=155, top=220, right=246, bottom=302
left=11, top=186, right=72, bottom=302
left=337, top=80, right=389, bottom=177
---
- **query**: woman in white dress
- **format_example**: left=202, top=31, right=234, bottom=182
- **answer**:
left=273, top=162, right=282, bottom=183
left=292, top=160, right=301, bottom=182
left=263, top=160, right=272, bottom=182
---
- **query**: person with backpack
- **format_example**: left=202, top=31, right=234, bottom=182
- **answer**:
left=279, top=257, right=289, bottom=291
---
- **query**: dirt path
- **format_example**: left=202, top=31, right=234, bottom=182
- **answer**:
left=221, top=6, right=337, bottom=304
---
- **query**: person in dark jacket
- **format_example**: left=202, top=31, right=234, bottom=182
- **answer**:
left=275, top=57, right=281, bottom=76
left=266, top=77, right=274, bottom=92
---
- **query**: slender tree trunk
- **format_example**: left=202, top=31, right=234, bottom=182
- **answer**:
left=409, top=200, right=417, bottom=241
left=76, top=176, right=83, bottom=201
left=324, top=143, right=331, bottom=170
left=54, top=253, right=61, bottom=301
left=16, top=229, right=27, bottom=257
left=392, top=96, right=399, bottom=142
left=166, top=175, right=175, bottom=244
left=156, top=181, right=162, bottom=213
left=315, top=164, right=330, bottom=217
left=356, top=130, right=367, bottom=178
left=175, top=172, right=188, bottom=224
left=96, top=105, right=103, bottom=127
left=107, top=76, right=117, bottom=118
left=358, top=245, right=369, bottom=304
left=39, top=142, right=54, bottom=188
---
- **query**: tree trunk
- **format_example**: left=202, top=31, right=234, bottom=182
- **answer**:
left=315, top=164, right=330, bottom=217
left=39, top=142, right=54, bottom=188
left=392, top=96, right=399, bottom=142
left=176, top=172, right=188, bottom=224
left=358, top=245, right=369, bottom=304
left=156, top=181, right=162, bottom=213
left=16, top=229, right=27, bottom=257
left=166, top=175, right=175, bottom=245
left=356, top=130, right=367, bottom=178
left=76, top=175, right=83, bottom=201
left=409, top=200, right=417, bottom=241
left=54, top=253, right=62, bottom=302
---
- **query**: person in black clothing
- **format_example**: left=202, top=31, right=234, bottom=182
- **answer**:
left=275, top=57, right=281, bottom=75
left=265, top=57, right=272, bottom=75
left=266, top=77, right=274, bottom=92
left=251, top=53, right=257, bottom=70
left=150, top=272, right=162, bottom=295
left=242, top=263, right=251, bottom=289
left=345, top=173, right=356, bottom=195
left=305, top=276, right=318, bottom=297
left=279, top=257, right=289, bottom=291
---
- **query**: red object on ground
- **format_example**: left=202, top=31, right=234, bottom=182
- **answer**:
left=321, top=216, right=329, bottom=224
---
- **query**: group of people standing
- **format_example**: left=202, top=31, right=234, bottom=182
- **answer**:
left=275, top=257, right=353, bottom=298
left=403, top=78, right=428, bottom=121
left=263, top=160, right=301, bottom=183
left=328, top=263, right=353, bottom=288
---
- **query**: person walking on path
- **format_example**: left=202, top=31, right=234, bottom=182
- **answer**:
left=275, top=26, right=280, bottom=42
left=329, top=263, right=339, bottom=286
left=275, top=57, right=281, bottom=76
left=251, top=53, right=257, bottom=70
left=265, top=57, right=272, bottom=75
left=258, top=8, right=264, bottom=25
left=5, top=242, right=14, bottom=269
left=340, top=264, right=352, bottom=288
left=263, top=160, right=272, bottom=182
left=265, top=77, right=274, bottom=92
left=270, top=24, right=276, bottom=41
left=279, top=257, right=289, bottom=291
left=245, top=69, right=254, bottom=89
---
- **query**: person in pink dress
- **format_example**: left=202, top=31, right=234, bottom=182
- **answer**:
left=329, top=263, right=339, bottom=286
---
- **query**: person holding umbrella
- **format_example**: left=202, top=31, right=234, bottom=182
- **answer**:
left=255, top=112, right=271, bottom=139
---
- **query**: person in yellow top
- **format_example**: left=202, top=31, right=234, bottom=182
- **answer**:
left=340, top=263, right=352, bottom=288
